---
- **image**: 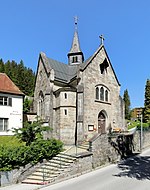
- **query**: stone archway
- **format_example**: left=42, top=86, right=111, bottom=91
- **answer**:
left=98, top=111, right=106, bottom=134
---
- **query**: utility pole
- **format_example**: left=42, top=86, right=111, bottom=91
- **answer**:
left=140, top=114, right=143, bottom=152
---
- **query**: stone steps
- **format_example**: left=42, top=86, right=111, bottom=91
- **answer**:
left=22, top=152, right=77, bottom=185
left=78, top=141, right=89, bottom=150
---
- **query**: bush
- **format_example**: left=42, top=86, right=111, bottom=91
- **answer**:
left=0, top=139, right=63, bottom=171
left=128, top=120, right=150, bottom=131
left=0, top=122, right=63, bottom=171
left=137, top=122, right=149, bottom=131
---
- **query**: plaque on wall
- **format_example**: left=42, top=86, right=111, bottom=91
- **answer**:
left=88, top=125, right=94, bottom=131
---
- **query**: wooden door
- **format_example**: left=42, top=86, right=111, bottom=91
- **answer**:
left=98, top=112, right=106, bottom=134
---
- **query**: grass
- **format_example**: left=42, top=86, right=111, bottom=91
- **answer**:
left=0, top=136, right=24, bottom=147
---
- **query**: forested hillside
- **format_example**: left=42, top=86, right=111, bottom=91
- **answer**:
left=0, top=58, right=35, bottom=96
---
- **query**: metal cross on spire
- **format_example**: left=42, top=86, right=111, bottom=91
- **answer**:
left=74, top=16, right=78, bottom=25
left=99, top=34, right=105, bottom=45
left=74, top=16, right=78, bottom=30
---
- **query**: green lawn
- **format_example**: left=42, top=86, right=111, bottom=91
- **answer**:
left=0, top=136, right=24, bottom=147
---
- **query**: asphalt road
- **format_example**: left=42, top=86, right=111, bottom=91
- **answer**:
left=1, top=149, right=150, bottom=190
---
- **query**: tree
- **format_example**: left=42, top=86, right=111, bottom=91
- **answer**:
left=0, top=59, right=5, bottom=72
left=0, top=58, right=35, bottom=96
left=143, top=79, right=150, bottom=123
left=123, top=89, right=131, bottom=120
left=23, top=97, right=33, bottom=113
left=13, top=119, right=51, bottom=146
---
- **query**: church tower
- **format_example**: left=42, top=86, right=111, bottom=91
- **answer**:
left=67, top=17, right=84, bottom=65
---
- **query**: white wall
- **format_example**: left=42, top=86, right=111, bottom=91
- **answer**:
left=0, top=93, right=23, bottom=135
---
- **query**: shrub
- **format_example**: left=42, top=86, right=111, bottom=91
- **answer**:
left=0, top=138, right=63, bottom=171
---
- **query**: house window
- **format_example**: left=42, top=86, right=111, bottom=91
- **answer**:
left=64, top=93, right=67, bottom=99
left=100, top=87, right=104, bottom=101
left=72, top=56, right=78, bottom=63
left=96, top=87, right=99, bottom=100
left=0, top=118, right=8, bottom=131
left=0, top=96, right=12, bottom=106
left=105, top=90, right=108, bottom=102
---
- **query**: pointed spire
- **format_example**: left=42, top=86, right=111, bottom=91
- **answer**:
left=68, top=17, right=84, bottom=65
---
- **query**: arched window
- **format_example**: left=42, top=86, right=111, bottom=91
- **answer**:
left=38, top=91, right=44, bottom=118
left=96, top=87, right=99, bottom=100
left=100, top=87, right=104, bottom=101
left=105, top=90, right=108, bottom=102
left=95, top=85, right=109, bottom=103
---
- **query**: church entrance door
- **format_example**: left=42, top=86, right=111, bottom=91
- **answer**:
left=98, top=112, right=106, bottom=134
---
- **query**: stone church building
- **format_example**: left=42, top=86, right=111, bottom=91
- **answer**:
left=33, top=21, right=125, bottom=145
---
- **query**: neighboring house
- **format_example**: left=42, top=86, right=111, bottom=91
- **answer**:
left=33, top=21, right=125, bottom=145
left=0, top=73, right=24, bottom=135
left=131, top=107, right=143, bottom=121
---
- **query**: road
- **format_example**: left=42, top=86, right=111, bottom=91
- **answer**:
left=1, top=149, right=150, bottom=190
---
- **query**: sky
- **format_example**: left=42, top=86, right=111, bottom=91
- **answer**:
left=0, top=0, right=150, bottom=108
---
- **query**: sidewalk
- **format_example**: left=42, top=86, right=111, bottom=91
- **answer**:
left=0, top=183, right=42, bottom=190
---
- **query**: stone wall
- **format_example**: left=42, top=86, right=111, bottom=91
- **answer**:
left=133, top=130, right=150, bottom=152
left=90, top=134, right=119, bottom=168
left=78, top=47, right=125, bottom=141
left=0, top=162, right=42, bottom=187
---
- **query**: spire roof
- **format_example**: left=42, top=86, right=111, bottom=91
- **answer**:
left=68, top=17, right=82, bottom=54
left=69, top=30, right=82, bottom=53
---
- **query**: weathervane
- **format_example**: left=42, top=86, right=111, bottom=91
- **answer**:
left=99, top=34, right=105, bottom=45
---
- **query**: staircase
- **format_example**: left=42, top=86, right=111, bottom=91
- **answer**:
left=22, top=153, right=77, bottom=185
left=77, top=141, right=89, bottom=151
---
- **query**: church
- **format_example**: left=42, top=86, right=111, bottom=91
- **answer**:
left=33, top=20, right=125, bottom=145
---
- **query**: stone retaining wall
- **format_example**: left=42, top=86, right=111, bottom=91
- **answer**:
left=134, top=130, right=150, bottom=152
left=0, top=161, right=43, bottom=187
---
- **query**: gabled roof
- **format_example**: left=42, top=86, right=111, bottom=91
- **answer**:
left=47, top=57, right=79, bottom=82
left=40, top=53, right=78, bottom=83
left=0, top=73, right=24, bottom=95
left=40, top=44, right=120, bottom=86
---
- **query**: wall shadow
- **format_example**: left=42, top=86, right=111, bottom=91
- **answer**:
left=114, top=155, right=150, bottom=180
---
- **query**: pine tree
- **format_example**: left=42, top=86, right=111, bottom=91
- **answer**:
left=0, top=58, right=35, bottom=96
left=0, top=59, right=5, bottom=72
left=4, top=60, right=11, bottom=77
left=123, top=89, right=131, bottom=120
left=143, top=79, right=150, bottom=123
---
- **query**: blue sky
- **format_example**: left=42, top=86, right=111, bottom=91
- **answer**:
left=0, top=0, right=150, bottom=108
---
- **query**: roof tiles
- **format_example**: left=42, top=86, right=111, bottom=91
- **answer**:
left=0, top=73, right=24, bottom=95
